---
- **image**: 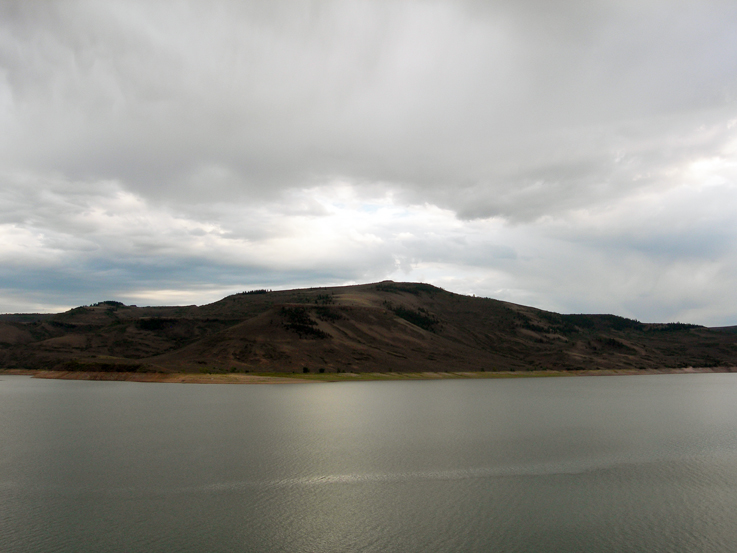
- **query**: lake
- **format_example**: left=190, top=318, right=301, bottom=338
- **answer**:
left=2, top=373, right=737, bottom=552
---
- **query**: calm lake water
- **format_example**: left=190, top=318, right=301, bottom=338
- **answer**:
left=3, top=374, right=737, bottom=552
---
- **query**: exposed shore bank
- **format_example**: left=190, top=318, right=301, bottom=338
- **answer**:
left=2, top=366, right=735, bottom=384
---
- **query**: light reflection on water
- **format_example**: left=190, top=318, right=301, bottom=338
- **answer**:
left=3, top=374, right=737, bottom=552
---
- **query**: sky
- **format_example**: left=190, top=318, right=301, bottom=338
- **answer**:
left=1, top=0, right=737, bottom=325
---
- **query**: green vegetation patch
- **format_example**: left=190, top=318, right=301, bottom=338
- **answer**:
left=280, top=307, right=330, bottom=339
left=530, top=311, right=645, bottom=334
left=62, top=360, right=149, bottom=372
left=314, top=306, right=343, bottom=322
left=251, top=370, right=572, bottom=382
left=315, top=294, right=334, bottom=305
left=136, top=317, right=178, bottom=331
left=562, top=314, right=643, bottom=331
left=646, top=322, right=702, bottom=332
left=385, top=303, right=439, bottom=332
left=599, top=338, right=638, bottom=353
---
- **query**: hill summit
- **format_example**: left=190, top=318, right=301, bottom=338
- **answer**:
left=1, top=281, right=736, bottom=374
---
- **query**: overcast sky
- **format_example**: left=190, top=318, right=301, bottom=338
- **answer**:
left=1, top=0, right=737, bottom=324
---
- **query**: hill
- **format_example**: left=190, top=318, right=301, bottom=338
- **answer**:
left=1, top=282, right=736, bottom=375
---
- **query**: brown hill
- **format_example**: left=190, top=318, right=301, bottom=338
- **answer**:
left=2, top=282, right=736, bottom=374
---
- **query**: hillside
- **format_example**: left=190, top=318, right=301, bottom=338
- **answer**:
left=2, top=281, right=737, bottom=374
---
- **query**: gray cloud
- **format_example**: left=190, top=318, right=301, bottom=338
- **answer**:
left=1, top=0, right=737, bottom=324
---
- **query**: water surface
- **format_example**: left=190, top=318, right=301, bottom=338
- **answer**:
left=2, top=374, right=737, bottom=552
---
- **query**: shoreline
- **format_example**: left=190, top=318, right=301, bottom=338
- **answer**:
left=1, top=366, right=735, bottom=384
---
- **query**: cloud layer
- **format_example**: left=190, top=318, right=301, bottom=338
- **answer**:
left=1, top=1, right=737, bottom=324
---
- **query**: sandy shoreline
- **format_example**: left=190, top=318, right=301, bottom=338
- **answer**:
left=0, top=369, right=313, bottom=384
left=1, top=366, right=735, bottom=384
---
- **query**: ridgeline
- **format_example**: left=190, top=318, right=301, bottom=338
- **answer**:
left=1, top=282, right=736, bottom=375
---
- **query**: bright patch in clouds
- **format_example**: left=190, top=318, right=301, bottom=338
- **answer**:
left=1, top=0, right=737, bottom=325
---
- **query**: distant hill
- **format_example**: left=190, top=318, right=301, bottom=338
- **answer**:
left=1, top=281, right=736, bottom=374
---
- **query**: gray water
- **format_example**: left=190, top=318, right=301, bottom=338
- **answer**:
left=2, top=374, right=737, bottom=552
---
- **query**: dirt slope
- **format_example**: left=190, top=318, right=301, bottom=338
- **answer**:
left=2, top=282, right=736, bottom=374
